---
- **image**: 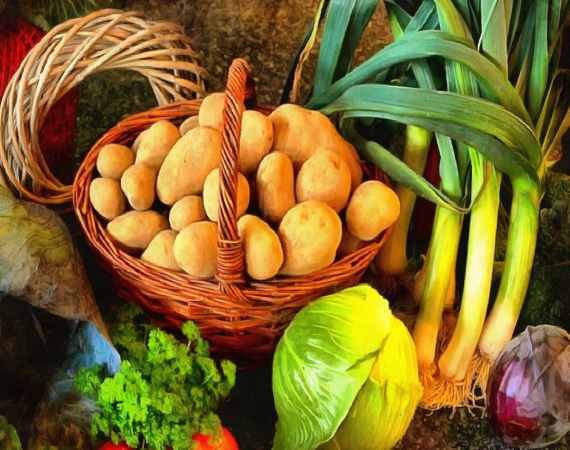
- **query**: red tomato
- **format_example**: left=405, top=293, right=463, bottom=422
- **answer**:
left=99, top=443, right=133, bottom=450
left=192, top=427, right=239, bottom=450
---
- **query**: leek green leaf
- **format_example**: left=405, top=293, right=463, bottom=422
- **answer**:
left=509, top=5, right=535, bottom=81
left=333, top=0, right=379, bottom=79
left=272, top=285, right=393, bottom=450
left=321, top=84, right=541, bottom=174
left=479, top=0, right=509, bottom=71
left=307, top=30, right=530, bottom=124
left=313, top=0, right=357, bottom=96
left=528, top=1, right=549, bottom=121
left=508, top=0, right=523, bottom=52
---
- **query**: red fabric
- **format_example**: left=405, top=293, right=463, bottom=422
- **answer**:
left=0, top=17, right=78, bottom=182
left=412, top=141, right=440, bottom=242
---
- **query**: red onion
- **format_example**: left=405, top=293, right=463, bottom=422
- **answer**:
left=487, top=325, right=570, bottom=448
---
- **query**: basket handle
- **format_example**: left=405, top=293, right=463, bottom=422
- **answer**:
left=216, top=59, right=253, bottom=294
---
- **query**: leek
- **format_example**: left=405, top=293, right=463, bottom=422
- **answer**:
left=375, top=3, right=435, bottom=277
left=438, top=0, right=507, bottom=385
left=375, top=125, right=431, bottom=275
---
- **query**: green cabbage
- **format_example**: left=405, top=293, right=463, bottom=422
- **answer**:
left=272, top=284, right=421, bottom=450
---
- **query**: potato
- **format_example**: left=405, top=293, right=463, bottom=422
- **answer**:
left=157, top=126, right=222, bottom=205
left=256, top=152, right=295, bottom=223
left=203, top=168, right=250, bottom=222
left=135, top=120, right=180, bottom=169
left=237, top=215, right=283, bottom=280
left=174, top=221, right=218, bottom=278
left=296, top=149, right=351, bottom=212
left=346, top=180, right=400, bottom=241
left=198, top=92, right=225, bottom=130
left=120, top=163, right=156, bottom=211
left=334, top=142, right=362, bottom=191
left=278, top=201, right=342, bottom=276
left=338, top=226, right=365, bottom=256
left=107, top=210, right=168, bottom=251
left=141, top=230, right=180, bottom=271
left=179, top=115, right=200, bottom=135
left=169, top=195, right=206, bottom=231
left=239, top=110, right=273, bottom=174
left=131, top=129, right=147, bottom=153
left=269, top=104, right=362, bottom=189
left=89, top=178, right=126, bottom=220
left=96, top=144, right=134, bottom=179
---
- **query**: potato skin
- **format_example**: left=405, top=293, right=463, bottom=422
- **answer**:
left=268, top=104, right=362, bottom=189
left=237, top=215, right=283, bottom=280
left=346, top=180, right=400, bottom=241
left=156, top=126, right=222, bottom=205
left=120, top=163, right=156, bottom=211
left=179, top=115, right=200, bottom=136
left=198, top=93, right=225, bottom=130
left=174, top=221, right=218, bottom=278
left=135, top=120, right=180, bottom=169
left=89, top=178, right=126, bottom=220
left=96, top=144, right=134, bottom=179
left=256, top=152, right=296, bottom=223
left=202, top=168, right=250, bottom=222
left=131, top=129, right=147, bottom=153
left=169, top=195, right=206, bottom=231
left=296, top=149, right=351, bottom=212
left=141, top=230, right=180, bottom=271
left=278, top=200, right=342, bottom=276
left=107, top=210, right=168, bottom=251
left=239, top=110, right=273, bottom=174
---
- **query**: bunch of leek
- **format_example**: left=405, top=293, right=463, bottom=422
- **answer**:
left=283, top=0, right=569, bottom=408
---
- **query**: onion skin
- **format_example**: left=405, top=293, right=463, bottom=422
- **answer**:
left=487, top=325, right=570, bottom=449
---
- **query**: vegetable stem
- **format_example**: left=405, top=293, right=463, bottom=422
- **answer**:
left=376, top=125, right=432, bottom=275
left=439, top=163, right=501, bottom=380
left=413, top=205, right=463, bottom=369
left=479, top=175, right=540, bottom=361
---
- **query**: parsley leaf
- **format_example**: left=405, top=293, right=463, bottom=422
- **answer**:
left=76, top=306, right=236, bottom=450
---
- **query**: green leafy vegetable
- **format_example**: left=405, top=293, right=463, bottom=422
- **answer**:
left=76, top=307, right=236, bottom=450
left=0, top=416, right=22, bottom=450
left=272, top=284, right=421, bottom=450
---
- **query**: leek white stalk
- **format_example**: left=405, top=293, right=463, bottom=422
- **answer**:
left=479, top=176, right=540, bottom=361
left=376, top=125, right=432, bottom=275
left=412, top=206, right=462, bottom=369
left=439, top=164, right=501, bottom=380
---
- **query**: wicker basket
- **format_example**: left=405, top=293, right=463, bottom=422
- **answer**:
left=0, top=9, right=206, bottom=207
left=74, top=58, right=390, bottom=360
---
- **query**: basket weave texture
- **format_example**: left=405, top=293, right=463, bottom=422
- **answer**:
left=74, top=58, right=389, bottom=360
left=0, top=9, right=206, bottom=207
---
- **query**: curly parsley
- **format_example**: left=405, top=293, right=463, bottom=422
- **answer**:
left=76, top=306, right=236, bottom=450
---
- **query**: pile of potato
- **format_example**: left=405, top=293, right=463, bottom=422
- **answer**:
left=89, top=93, right=400, bottom=280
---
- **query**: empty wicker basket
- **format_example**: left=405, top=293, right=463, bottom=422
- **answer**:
left=0, top=9, right=206, bottom=207
left=73, top=58, right=390, bottom=360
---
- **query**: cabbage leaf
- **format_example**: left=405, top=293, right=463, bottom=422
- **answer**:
left=272, top=284, right=393, bottom=450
